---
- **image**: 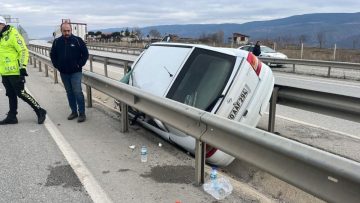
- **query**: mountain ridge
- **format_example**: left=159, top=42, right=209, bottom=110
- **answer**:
left=94, top=12, right=360, bottom=48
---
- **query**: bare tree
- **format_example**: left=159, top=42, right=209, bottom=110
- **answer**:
left=215, top=30, right=224, bottom=44
left=95, top=31, right=102, bottom=36
left=280, top=34, right=294, bottom=48
left=125, top=28, right=130, bottom=37
left=133, top=27, right=143, bottom=40
left=298, top=34, right=309, bottom=45
left=149, top=29, right=161, bottom=38
left=198, top=31, right=224, bottom=44
left=352, top=37, right=359, bottom=49
left=316, top=31, right=326, bottom=48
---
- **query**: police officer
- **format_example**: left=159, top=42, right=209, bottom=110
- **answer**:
left=0, top=16, right=46, bottom=125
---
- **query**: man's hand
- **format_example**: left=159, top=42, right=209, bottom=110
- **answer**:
left=20, top=68, right=28, bottom=76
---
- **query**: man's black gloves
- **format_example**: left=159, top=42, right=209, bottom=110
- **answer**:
left=20, top=68, right=28, bottom=76
left=19, top=68, right=28, bottom=83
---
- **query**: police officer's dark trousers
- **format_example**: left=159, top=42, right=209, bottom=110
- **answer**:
left=1, top=75, right=41, bottom=117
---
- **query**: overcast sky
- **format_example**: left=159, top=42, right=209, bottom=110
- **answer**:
left=2, top=0, right=359, bottom=38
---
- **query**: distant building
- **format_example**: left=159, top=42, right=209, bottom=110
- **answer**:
left=230, top=33, right=250, bottom=45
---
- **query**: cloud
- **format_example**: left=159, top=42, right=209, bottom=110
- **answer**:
left=2, top=0, right=360, bottom=38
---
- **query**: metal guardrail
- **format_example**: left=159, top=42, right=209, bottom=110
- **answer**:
left=87, top=44, right=142, bottom=55
left=81, top=71, right=360, bottom=203
left=28, top=47, right=360, bottom=203
left=260, top=57, right=360, bottom=70
left=260, top=57, right=360, bottom=77
left=29, top=42, right=360, bottom=79
left=28, top=43, right=360, bottom=128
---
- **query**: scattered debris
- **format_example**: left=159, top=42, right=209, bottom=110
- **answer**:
left=29, top=129, right=39, bottom=133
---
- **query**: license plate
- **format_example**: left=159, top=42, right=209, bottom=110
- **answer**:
left=228, top=88, right=249, bottom=120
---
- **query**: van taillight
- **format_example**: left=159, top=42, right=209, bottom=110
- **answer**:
left=247, top=52, right=262, bottom=76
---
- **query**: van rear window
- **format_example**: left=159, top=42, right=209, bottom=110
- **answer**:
left=166, top=48, right=236, bottom=111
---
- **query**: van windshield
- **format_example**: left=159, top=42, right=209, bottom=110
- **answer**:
left=166, top=48, right=236, bottom=111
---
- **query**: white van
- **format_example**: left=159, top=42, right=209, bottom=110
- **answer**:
left=129, top=42, right=274, bottom=166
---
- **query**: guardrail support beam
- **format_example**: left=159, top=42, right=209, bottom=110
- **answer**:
left=39, top=61, right=42, bottom=72
left=268, top=87, right=279, bottom=133
left=104, top=58, right=108, bottom=77
left=45, top=64, right=49, bottom=77
left=89, top=55, right=93, bottom=72
left=120, top=102, right=128, bottom=133
left=195, top=140, right=205, bottom=186
left=54, top=68, right=58, bottom=84
left=86, top=85, right=93, bottom=108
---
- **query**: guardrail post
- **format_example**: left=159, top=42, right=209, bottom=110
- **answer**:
left=104, top=58, right=108, bottom=77
left=29, top=56, right=33, bottom=65
left=39, top=61, right=42, bottom=72
left=268, top=87, right=279, bottom=133
left=89, top=55, right=93, bottom=72
left=86, top=85, right=93, bottom=108
left=120, top=103, right=128, bottom=133
left=34, top=58, right=37, bottom=68
left=292, top=64, right=296, bottom=72
left=124, top=61, right=129, bottom=75
left=328, top=66, right=331, bottom=77
left=45, top=64, right=49, bottom=77
left=54, top=68, right=58, bottom=83
left=195, top=139, right=205, bottom=185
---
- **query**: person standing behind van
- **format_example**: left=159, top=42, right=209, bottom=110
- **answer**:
left=50, top=23, right=89, bottom=122
left=252, top=41, right=261, bottom=56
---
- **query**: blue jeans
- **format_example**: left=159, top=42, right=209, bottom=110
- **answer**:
left=60, top=72, right=85, bottom=114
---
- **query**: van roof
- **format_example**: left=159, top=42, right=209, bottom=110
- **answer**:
left=151, top=42, right=249, bottom=58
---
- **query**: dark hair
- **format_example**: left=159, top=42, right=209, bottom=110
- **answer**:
left=60, top=22, right=72, bottom=31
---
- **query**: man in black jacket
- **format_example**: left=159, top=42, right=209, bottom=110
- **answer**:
left=252, top=41, right=261, bottom=56
left=50, top=23, right=89, bottom=122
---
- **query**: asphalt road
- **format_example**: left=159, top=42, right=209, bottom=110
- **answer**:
left=0, top=81, right=92, bottom=203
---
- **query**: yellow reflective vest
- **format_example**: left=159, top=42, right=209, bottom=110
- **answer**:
left=0, top=25, right=29, bottom=76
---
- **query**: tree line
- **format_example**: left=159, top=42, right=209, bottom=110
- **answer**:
left=88, top=28, right=360, bottom=49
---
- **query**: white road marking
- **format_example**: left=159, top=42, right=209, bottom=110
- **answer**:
left=26, top=88, right=113, bottom=203
left=265, top=113, right=359, bottom=140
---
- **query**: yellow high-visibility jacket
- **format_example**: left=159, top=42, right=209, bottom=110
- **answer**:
left=0, top=25, right=29, bottom=76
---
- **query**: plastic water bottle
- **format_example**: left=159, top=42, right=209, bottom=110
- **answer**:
left=141, top=146, right=148, bottom=162
left=204, top=167, right=233, bottom=200
left=210, top=167, right=218, bottom=188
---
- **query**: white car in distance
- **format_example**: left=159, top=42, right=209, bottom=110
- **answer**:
left=128, top=42, right=275, bottom=166
left=239, top=45, right=288, bottom=66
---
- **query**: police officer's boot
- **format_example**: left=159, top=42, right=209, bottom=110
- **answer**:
left=35, top=108, right=47, bottom=124
left=0, top=113, right=18, bottom=125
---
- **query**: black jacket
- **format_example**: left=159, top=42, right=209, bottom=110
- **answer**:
left=252, top=44, right=261, bottom=56
left=50, top=35, right=89, bottom=74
